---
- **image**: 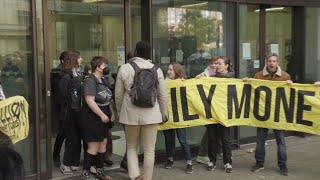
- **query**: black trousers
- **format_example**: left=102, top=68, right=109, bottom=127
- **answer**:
left=207, top=124, right=232, bottom=165
left=53, top=127, right=65, bottom=159
left=62, top=109, right=82, bottom=166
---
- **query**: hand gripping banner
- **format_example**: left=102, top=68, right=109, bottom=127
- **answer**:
left=159, top=77, right=320, bottom=135
left=0, top=96, right=29, bottom=143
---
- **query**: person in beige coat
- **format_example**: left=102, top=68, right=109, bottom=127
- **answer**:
left=115, top=41, right=168, bottom=180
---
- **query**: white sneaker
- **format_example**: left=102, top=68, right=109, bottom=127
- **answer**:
left=196, top=156, right=210, bottom=164
left=70, top=166, right=81, bottom=173
left=224, top=163, right=233, bottom=173
left=60, top=165, right=73, bottom=175
left=90, top=166, right=97, bottom=174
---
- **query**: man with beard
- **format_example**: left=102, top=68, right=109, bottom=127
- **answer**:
left=250, top=53, right=292, bottom=176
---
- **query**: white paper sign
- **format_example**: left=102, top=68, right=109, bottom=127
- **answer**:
left=242, top=43, right=251, bottom=60
left=161, top=57, right=170, bottom=64
left=253, top=60, right=260, bottom=68
left=117, top=46, right=125, bottom=66
left=176, top=50, right=183, bottom=63
left=270, top=44, right=279, bottom=55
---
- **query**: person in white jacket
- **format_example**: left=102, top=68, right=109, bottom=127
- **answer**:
left=115, top=41, right=168, bottom=180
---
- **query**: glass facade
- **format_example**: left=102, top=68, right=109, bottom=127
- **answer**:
left=48, top=0, right=125, bottom=74
left=305, top=7, right=320, bottom=83
left=238, top=5, right=293, bottom=139
left=152, top=1, right=229, bottom=78
left=1, top=0, right=320, bottom=178
left=152, top=0, right=235, bottom=151
left=0, top=0, right=37, bottom=176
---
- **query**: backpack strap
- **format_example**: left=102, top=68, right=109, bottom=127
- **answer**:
left=129, top=61, right=140, bottom=72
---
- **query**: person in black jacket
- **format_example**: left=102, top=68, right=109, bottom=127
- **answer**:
left=59, top=50, right=83, bottom=174
left=52, top=51, right=68, bottom=167
left=207, top=56, right=234, bottom=173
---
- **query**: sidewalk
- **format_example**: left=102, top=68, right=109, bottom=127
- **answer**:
left=66, top=135, right=320, bottom=180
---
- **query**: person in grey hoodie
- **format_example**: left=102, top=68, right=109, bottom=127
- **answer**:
left=207, top=56, right=234, bottom=173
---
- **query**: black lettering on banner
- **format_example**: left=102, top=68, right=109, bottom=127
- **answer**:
left=21, top=101, right=27, bottom=119
left=11, top=102, right=21, bottom=119
left=253, top=86, right=272, bottom=121
left=170, top=88, right=179, bottom=122
left=0, top=107, right=6, bottom=124
left=274, top=88, right=295, bottom=123
left=180, top=87, right=199, bottom=121
left=197, top=84, right=216, bottom=118
left=4, top=104, right=12, bottom=122
left=296, top=90, right=314, bottom=127
left=227, top=84, right=252, bottom=119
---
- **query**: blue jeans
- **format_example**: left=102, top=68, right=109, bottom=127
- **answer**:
left=163, top=128, right=192, bottom=161
left=255, top=128, right=287, bottom=168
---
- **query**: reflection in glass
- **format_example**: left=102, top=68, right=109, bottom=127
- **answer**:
left=152, top=0, right=229, bottom=152
left=265, top=6, right=292, bottom=72
left=0, top=0, right=36, bottom=175
left=239, top=4, right=260, bottom=78
left=305, top=7, right=320, bottom=83
left=48, top=0, right=125, bottom=178
left=153, top=1, right=227, bottom=78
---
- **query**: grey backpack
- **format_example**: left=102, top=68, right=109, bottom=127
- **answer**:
left=130, top=61, right=158, bottom=108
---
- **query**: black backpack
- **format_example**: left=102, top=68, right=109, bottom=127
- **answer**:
left=130, top=61, right=158, bottom=108
left=68, top=73, right=84, bottom=110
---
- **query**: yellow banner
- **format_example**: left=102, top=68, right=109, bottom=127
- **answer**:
left=0, top=96, right=29, bottom=144
left=159, top=77, right=320, bottom=135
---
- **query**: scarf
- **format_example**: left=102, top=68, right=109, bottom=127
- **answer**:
left=208, top=64, right=217, bottom=77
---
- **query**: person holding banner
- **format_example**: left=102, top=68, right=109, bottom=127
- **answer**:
left=163, top=62, right=193, bottom=174
left=196, top=55, right=218, bottom=78
left=195, top=56, right=223, bottom=165
left=251, top=53, right=292, bottom=176
left=207, top=56, right=234, bottom=173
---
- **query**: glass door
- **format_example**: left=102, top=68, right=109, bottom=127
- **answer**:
left=238, top=4, right=293, bottom=141
left=0, top=0, right=38, bottom=177
left=265, top=6, right=292, bottom=72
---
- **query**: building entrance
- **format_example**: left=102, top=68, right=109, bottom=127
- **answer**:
left=47, top=0, right=126, bottom=179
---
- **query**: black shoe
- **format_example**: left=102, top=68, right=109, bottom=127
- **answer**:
left=251, top=164, right=264, bottom=172
left=104, top=159, right=114, bottom=167
left=164, top=160, right=174, bottom=169
left=280, top=167, right=288, bottom=176
left=120, top=160, right=128, bottom=173
left=185, top=164, right=193, bottom=174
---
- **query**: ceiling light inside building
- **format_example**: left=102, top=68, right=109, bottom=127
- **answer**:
left=254, top=7, right=285, bottom=12
left=181, top=2, right=208, bottom=8
left=82, top=0, right=106, bottom=3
